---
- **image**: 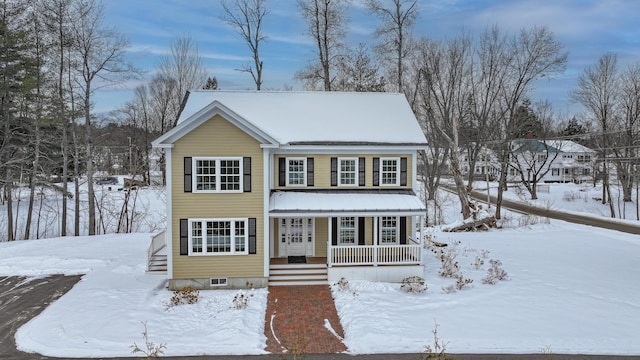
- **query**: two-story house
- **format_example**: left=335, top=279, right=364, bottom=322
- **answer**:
left=507, top=139, right=596, bottom=184
left=150, top=91, right=428, bottom=290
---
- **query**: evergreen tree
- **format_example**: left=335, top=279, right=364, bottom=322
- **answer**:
left=562, top=116, right=586, bottom=137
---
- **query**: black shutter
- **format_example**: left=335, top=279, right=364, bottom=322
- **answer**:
left=184, top=157, right=192, bottom=192
left=400, top=216, right=407, bottom=244
left=358, top=217, right=365, bottom=245
left=179, top=218, right=189, bottom=255
left=278, top=157, right=286, bottom=186
left=243, top=157, right=251, bottom=192
left=248, top=218, right=257, bottom=254
left=307, top=157, right=314, bottom=186
left=358, top=157, right=365, bottom=186
left=400, top=157, right=408, bottom=186
left=373, top=157, right=380, bottom=186
left=330, top=157, right=337, bottom=186
left=331, top=217, right=338, bottom=245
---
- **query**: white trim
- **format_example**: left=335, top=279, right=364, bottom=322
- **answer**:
left=411, top=150, right=418, bottom=193
left=152, top=101, right=279, bottom=147
left=165, top=148, right=173, bottom=279
left=263, top=148, right=271, bottom=277
left=192, top=157, right=243, bottom=193
left=278, top=217, right=315, bottom=257
left=285, top=157, right=307, bottom=187
left=337, top=216, right=357, bottom=246
left=275, top=145, right=426, bottom=154
left=337, top=157, right=359, bottom=187
left=379, top=216, right=400, bottom=244
left=379, top=157, right=401, bottom=186
left=187, top=218, right=249, bottom=256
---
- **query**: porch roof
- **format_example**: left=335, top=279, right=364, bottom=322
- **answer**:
left=269, top=190, right=426, bottom=217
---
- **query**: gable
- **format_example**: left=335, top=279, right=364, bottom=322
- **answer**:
left=174, top=114, right=261, bottom=155
left=152, top=100, right=277, bottom=148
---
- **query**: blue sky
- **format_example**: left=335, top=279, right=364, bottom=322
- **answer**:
left=97, top=0, right=640, bottom=118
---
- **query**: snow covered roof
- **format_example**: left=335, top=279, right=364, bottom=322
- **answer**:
left=269, top=190, right=426, bottom=216
left=556, top=140, right=596, bottom=153
left=512, top=139, right=595, bottom=154
left=172, top=90, right=428, bottom=146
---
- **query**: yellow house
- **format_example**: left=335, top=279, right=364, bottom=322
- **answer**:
left=151, top=91, right=428, bottom=290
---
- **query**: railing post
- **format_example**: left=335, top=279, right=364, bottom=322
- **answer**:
left=327, top=240, right=333, bottom=268
left=373, top=245, right=377, bottom=266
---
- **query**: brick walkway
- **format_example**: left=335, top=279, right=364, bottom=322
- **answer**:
left=264, top=285, right=347, bottom=354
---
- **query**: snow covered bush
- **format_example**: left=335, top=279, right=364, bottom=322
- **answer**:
left=472, top=255, right=484, bottom=270
left=563, top=190, right=581, bottom=202
left=169, top=286, right=199, bottom=307
left=442, top=275, right=473, bottom=293
left=334, top=277, right=350, bottom=292
left=232, top=292, right=253, bottom=310
left=423, top=321, right=454, bottom=359
left=130, top=321, right=166, bottom=358
left=400, top=276, right=427, bottom=293
left=429, top=240, right=461, bottom=278
left=482, top=259, right=509, bottom=285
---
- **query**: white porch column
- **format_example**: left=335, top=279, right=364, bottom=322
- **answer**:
left=327, top=217, right=333, bottom=268
left=373, top=216, right=378, bottom=266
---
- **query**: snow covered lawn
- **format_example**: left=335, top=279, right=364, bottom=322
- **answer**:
left=333, top=221, right=640, bottom=355
left=0, top=219, right=639, bottom=356
left=0, top=235, right=267, bottom=357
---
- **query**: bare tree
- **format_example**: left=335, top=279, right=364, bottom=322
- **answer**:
left=418, top=35, right=474, bottom=219
left=70, top=0, right=136, bottom=235
left=613, top=61, right=640, bottom=205
left=221, top=0, right=269, bottom=90
left=334, top=43, right=385, bottom=92
left=493, top=26, right=567, bottom=219
left=296, top=0, right=349, bottom=91
left=464, top=25, right=509, bottom=191
left=571, top=53, right=619, bottom=217
left=156, top=35, right=208, bottom=126
left=40, top=0, right=77, bottom=237
left=366, top=0, right=418, bottom=93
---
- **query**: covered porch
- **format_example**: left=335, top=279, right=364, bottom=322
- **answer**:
left=268, top=190, right=426, bottom=282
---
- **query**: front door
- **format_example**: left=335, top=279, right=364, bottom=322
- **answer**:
left=279, top=218, right=314, bottom=257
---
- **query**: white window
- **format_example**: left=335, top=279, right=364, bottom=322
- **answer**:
left=338, top=217, right=356, bottom=245
left=189, top=218, right=248, bottom=255
left=537, top=154, right=547, bottom=162
left=552, top=168, right=559, bottom=176
left=286, top=158, right=306, bottom=186
left=194, top=157, right=242, bottom=193
left=338, top=158, right=358, bottom=186
left=380, top=157, right=400, bottom=186
left=380, top=216, right=398, bottom=244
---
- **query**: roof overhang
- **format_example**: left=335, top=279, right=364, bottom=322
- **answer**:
left=151, top=100, right=279, bottom=148
left=269, top=190, right=427, bottom=217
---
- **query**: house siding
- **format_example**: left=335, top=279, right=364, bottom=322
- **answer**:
left=273, top=154, right=413, bottom=189
left=170, top=114, right=265, bottom=281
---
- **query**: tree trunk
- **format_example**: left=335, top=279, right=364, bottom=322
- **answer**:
left=449, top=150, right=471, bottom=219
left=85, top=85, right=96, bottom=235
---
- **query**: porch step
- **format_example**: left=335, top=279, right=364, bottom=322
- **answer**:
left=268, top=263, right=328, bottom=286
left=147, top=254, right=167, bottom=273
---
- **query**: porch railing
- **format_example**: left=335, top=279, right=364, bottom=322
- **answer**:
left=329, top=244, right=422, bottom=266
left=147, top=231, right=166, bottom=261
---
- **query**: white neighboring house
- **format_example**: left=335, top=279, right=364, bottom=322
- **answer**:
left=507, top=139, right=596, bottom=184
left=459, top=146, right=501, bottom=181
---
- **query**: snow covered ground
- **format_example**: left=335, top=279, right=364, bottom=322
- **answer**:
left=1, top=235, right=267, bottom=357
left=0, top=181, right=639, bottom=356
